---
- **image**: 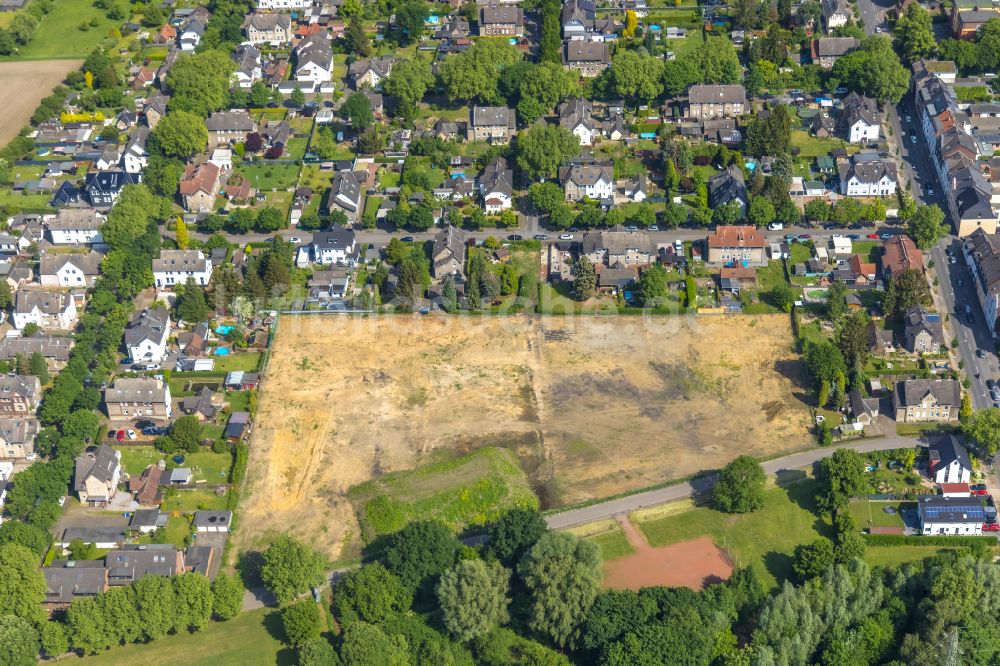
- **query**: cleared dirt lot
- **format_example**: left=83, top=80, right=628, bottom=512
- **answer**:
left=0, top=60, right=80, bottom=146
left=237, top=314, right=811, bottom=559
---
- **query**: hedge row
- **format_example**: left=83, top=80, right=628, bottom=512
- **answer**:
left=863, top=534, right=997, bottom=547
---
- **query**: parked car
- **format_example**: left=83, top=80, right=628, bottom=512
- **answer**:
left=967, top=313, right=975, bottom=325
left=983, top=522, right=1000, bottom=532
left=797, top=233, right=812, bottom=240
left=910, top=135, right=917, bottom=144
left=135, top=419, right=156, bottom=429
left=115, top=430, right=126, bottom=441
left=972, top=484, right=989, bottom=494
left=847, top=234, right=861, bottom=240
left=866, top=233, right=880, bottom=239
left=533, top=234, right=549, bottom=241
left=559, top=234, right=574, bottom=240
left=289, top=237, right=301, bottom=244
left=956, top=279, right=964, bottom=287
left=880, top=233, right=892, bottom=240
left=986, top=379, right=996, bottom=391
left=107, top=430, right=116, bottom=439
left=768, top=222, right=784, bottom=230
left=905, top=114, right=912, bottom=123
left=648, top=225, right=659, bottom=231
left=400, top=236, right=414, bottom=242
left=507, top=234, right=523, bottom=241
left=822, top=223, right=837, bottom=230
left=926, top=186, right=934, bottom=196
left=977, top=348, right=986, bottom=358
left=624, top=226, right=639, bottom=232
left=126, top=429, right=137, bottom=440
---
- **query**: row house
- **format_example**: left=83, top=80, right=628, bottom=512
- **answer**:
left=838, top=152, right=897, bottom=197
left=104, top=377, right=172, bottom=422
left=687, top=84, right=747, bottom=120
left=12, top=290, right=78, bottom=331
left=243, top=12, right=292, bottom=44
left=206, top=110, right=255, bottom=147
left=961, top=228, right=1000, bottom=337
left=479, top=5, right=523, bottom=36
left=581, top=228, right=655, bottom=267
left=467, top=106, right=516, bottom=144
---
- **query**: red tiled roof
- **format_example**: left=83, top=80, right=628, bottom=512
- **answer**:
left=940, top=482, right=970, bottom=494
left=707, top=225, right=767, bottom=250
left=179, top=162, right=221, bottom=196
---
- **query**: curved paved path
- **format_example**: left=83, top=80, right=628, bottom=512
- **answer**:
left=546, top=435, right=930, bottom=529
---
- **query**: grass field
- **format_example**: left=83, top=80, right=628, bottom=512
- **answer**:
left=348, top=447, right=537, bottom=540
left=587, top=527, right=635, bottom=561
left=847, top=500, right=912, bottom=530
left=211, top=352, right=262, bottom=373
left=235, top=163, right=300, bottom=191
left=633, top=480, right=830, bottom=588
left=0, top=59, right=82, bottom=146
left=78, top=608, right=294, bottom=666
left=115, top=447, right=233, bottom=484
left=238, top=314, right=811, bottom=559
left=3, top=0, right=117, bottom=60
left=790, top=130, right=849, bottom=158
left=864, top=545, right=953, bottom=568
left=162, top=487, right=229, bottom=513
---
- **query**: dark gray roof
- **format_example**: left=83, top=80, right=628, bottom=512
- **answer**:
left=903, top=305, right=943, bottom=346
left=563, top=40, right=608, bottom=64
left=129, top=509, right=167, bottom=529
left=895, top=379, right=961, bottom=407
left=842, top=91, right=879, bottom=127
left=708, top=165, right=747, bottom=208
left=917, top=495, right=985, bottom=524
left=930, top=436, right=971, bottom=471
left=559, top=162, right=613, bottom=187
left=105, top=545, right=180, bottom=584
left=688, top=84, right=746, bottom=105
left=0, top=374, right=39, bottom=403
left=480, top=5, right=522, bottom=23
left=73, top=444, right=120, bottom=492
left=479, top=157, right=513, bottom=196
left=312, top=226, right=357, bottom=249
left=15, top=289, right=73, bottom=315
left=296, top=34, right=332, bottom=70
left=43, top=561, right=107, bottom=603
left=105, top=377, right=169, bottom=404
left=182, top=387, right=218, bottom=419
left=348, top=55, right=393, bottom=81
left=193, top=510, right=232, bottom=528
left=124, top=307, right=169, bottom=347
left=0, top=417, right=39, bottom=446
left=205, top=110, right=255, bottom=133
left=470, top=106, right=515, bottom=129
left=814, top=37, right=859, bottom=57
left=0, top=335, right=73, bottom=360
left=558, top=98, right=596, bottom=132
left=848, top=389, right=878, bottom=419
left=39, top=251, right=103, bottom=278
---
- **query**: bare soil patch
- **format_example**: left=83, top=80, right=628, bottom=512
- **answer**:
left=0, top=60, right=80, bottom=146
left=237, top=314, right=809, bottom=559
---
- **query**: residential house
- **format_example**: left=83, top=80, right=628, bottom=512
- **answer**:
left=881, top=234, right=923, bottom=279
left=232, top=43, right=262, bottom=88
left=811, top=37, right=859, bottom=68
left=893, top=379, right=961, bottom=422
left=129, top=465, right=163, bottom=505
left=142, top=94, right=169, bottom=129
left=152, top=250, right=213, bottom=288
left=811, top=112, right=837, bottom=137
left=561, top=0, right=595, bottom=39
left=467, top=106, right=516, bottom=144
left=842, top=92, right=881, bottom=143
left=95, top=144, right=121, bottom=171
left=687, top=85, right=747, bottom=120
left=179, top=16, right=206, bottom=51
left=205, top=110, right=254, bottom=147
left=295, top=34, right=333, bottom=88
left=129, top=509, right=168, bottom=534
left=348, top=55, right=393, bottom=89
left=243, top=12, right=291, bottom=43
left=478, top=157, right=514, bottom=213
left=867, top=321, right=896, bottom=355
left=261, top=120, right=290, bottom=151
left=50, top=181, right=82, bottom=208
left=0, top=418, right=40, bottom=460
left=558, top=98, right=599, bottom=146
left=563, top=41, right=610, bottom=77
left=105, top=545, right=183, bottom=585
left=154, top=23, right=177, bottom=45
left=0, top=335, right=72, bottom=363
left=719, top=266, right=757, bottom=293
left=432, top=225, right=467, bottom=278
left=848, top=389, right=880, bottom=425
left=194, top=510, right=232, bottom=533
left=310, top=227, right=357, bottom=265
left=45, top=208, right=104, bottom=245
left=848, top=254, right=877, bottom=284
left=960, top=229, right=1000, bottom=336
left=839, top=153, right=897, bottom=196
left=479, top=4, right=523, bottom=36
left=181, top=387, right=219, bottom=420
left=581, top=228, right=654, bottom=267
left=225, top=411, right=251, bottom=441
left=104, top=377, right=172, bottom=422
left=903, top=305, right=944, bottom=353
left=257, top=0, right=310, bottom=7
left=0, top=375, right=40, bottom=415
left=43, top=561, right=108, bottom=611
left=706, top=225, right=768, bottom=265
left=598, top=267, right=637, bottom=293
left=38, top=251, right=102, bottom=288
left=708, top=165, right=748, bottom=215
left=435, top=17, right=470, bottom=40
left=950, top=0, right=1000, bottom=38
left=930, top=436, right=972, bottom=484
left=559, top=161, right=614, bottom=202
left=122, top=126, right=150, bottom=174
left=324, top=170, right=362, bottom=221
left=179, top=162, right=221, bottom=213
left=124, top=307, right=170, bottom=364
left=12, top=290, right=77, bottom=331
left=85, top=170, right=141, bottom=209
left=822, top=0, right=851, bottom=30
left=919, top=495, right=984, bottom=535
left=74, top=444, right=121, bottom=506
left=624, top=174, right=647, bottom=202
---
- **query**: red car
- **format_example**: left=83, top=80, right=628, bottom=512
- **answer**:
left=971, top=484, right=989, bottom=496
left=115, top=429, right=126, bottom=441
left=866, top=233, right=879, bottom=239
left=982, top=523, right=999, bottom=532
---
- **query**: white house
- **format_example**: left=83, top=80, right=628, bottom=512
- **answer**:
left=931, top=437, right=972, bottom=484
left=179, top=17, right=205, bottom=52
left=478, top=157, right=514, bottom=214
left=839, top=154, right=897, bottom=197
left=45, top=208, right=105, bottom=245
left=295, top=35, right=333, bottom=88
left=919, top=496, right=984, bottom=536
left=122, top=126, right=149, bottom=174
left=558, top=98, right=599, bottom=147
left=124, top=307, right=170, bottom=364
left=310, top=228, right=357, bottom=266
left=152, top=250, right=213, bottom=288
left=257, top=0, right=310, bottom=7
left=559, top=162, right=614, bottom=202
left=38, top=251, right=102, bottom=288
left=842, top=93, right=881, bottom=144
left=12, top=290, right=78, bottom=331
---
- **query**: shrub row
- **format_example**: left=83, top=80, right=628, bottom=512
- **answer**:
left=863, top=534, right=997, bottom=547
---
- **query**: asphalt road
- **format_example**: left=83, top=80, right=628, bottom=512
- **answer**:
left=546, top=436, right=930, bottom=529
left=857, top=0, right=891, bottom=35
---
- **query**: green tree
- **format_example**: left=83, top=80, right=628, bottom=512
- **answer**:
left=289, top=86, right=306, bottom=109
left=528, top=182, right=565, bottom=215
left=384, top=520, right=461, bottom=594
left=165, top=50, right=235, bottom=117
left=963, top=409, right=1000, bottom=454
left=0, top=280, right=12, bottom=310
left=518, top=532, right=602, bottom=647
left=0, top=522, right=51, bottom=557
left=960, top=393, right=973, bottom=422
left=817, top=448, right=866, bottom=512
left=827, top=279, right=849, bottom=321
left=792, top=537, right=835, bottom=581
left=609, top=50, right=664, bottom=101
left=299, top=638, right=341, bottom=666
left=438, top=38, right=522, bottom=104
left=500, top=264, right=518, bottom=296
left=744, top=104, right=793, bottom=157
left=0, top=544, right=46, bottom=624
left=837, top=311, right=869, bottom=370
left=437, top=559, right=511, bottom=641
left=976, top=18, right=1000, bottom=71
left=831, top=35, right=909, bottom=103
left=28, top=352, right=48, bottom=384
left=882, top=269, right=931, bottom=320
left=513, top=124, right=580, bottom=180
left=173, top=572, right=213, bottom=632
left=713, top=455, right=767, bottom=513
left=894, top=3, right=936, bottom=63
left=0, top=615, right=39, bottom=666
left=211, top=573, right=244, bottom=621
left=343, top=92, right=374, bottom=131
left=395, top=0, right=428, bottom=45
left=662, top=57, right=702, bottom=97
left=260, top=536, right=326, bottom=605
left=383, top=59, right=435, bottom=121
left=571, top=256, right=596, bottom=301
left=691, top=36, right=742, bottom=84
left=282, top=600, right=322, bottom=647
left=907, top=204, right=947, bottom=249
left=638, top=264, right=669, bottom=307
left=486, top=507, right=547, bottom=566
left=340, top=622, right=409, bottom=665
left=175, top=277, right=210, bottom=324
left=579, top=590, right=659, bottom=654
left=747, top=197, right=776, bottom=227
left=38, top=621, right=68, bottom=660
left=344, top=17, right=371, bottom=57
left=334, top=563, right=412, bottom=624
left=132, top=575, right=177, bottom=641
left=149, top=110, right=208, bottom=159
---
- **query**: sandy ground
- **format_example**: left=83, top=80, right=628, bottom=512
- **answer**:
left=603, top=516, right=733, bottom=591
left=237, top=314, right=810, bottom=559
left=0, top=60, right=81, bottom=146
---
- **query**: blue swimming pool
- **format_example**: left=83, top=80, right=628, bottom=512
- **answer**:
left=214, top=347, right=231, bottom=356
left=215, top=325, right=234, bottom=335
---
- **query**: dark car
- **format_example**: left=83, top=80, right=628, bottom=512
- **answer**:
left=107, top=430, right=117, bottom=439
left=135, top=420, right=156, bottom=429
left=822, top=223, right=837, bottom=230
left=972, top=483, right=989, bottom=494
left=847, top=234, right=861, bottom=240
left=400, top=236, right=414, bottom=242
left=986, top=379, right=997, bottom=391
left=533, top=234, right=549, bottom=241
left=797, top=233, right=812, bottom=240
left=507, top=234, right=523, bottom=241
left=977, top=349, right=987, bottom=358
left=967, top=313, right=975, bottom=325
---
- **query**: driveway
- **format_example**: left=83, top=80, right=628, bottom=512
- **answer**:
left=545, top=435, right=934, bottom=529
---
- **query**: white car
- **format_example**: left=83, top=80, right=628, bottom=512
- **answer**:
left=910, top=135, right=917, bottom=144
left=289, top=236, right=302, bottom=244
left=126, top=429, right=137, bottom=440
left=559, top=234, right=574, bottom=240
left=768, top=222, right=784, bottom=231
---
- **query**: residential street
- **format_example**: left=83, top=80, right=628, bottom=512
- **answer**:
left=545, top=435, right=931, bottom=529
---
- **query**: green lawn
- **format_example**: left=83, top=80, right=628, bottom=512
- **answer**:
left=4, top=0, right=119, bottom=60
left=635, top=480, right=830, bottom=588
left=283, top=137, right=309, bottom=161
left=226, top=390, right=253, bottom=413
left=161, top=488, right=230, bottom=513
left=211, top=352, right=262, bottom=373
left=895, top=422, right=960, bottom=437
left=234, top=163, right=300, bottom=190
left=115, top=447, right=232, bottom=484
left=852, top=240, right=880, bottom=262
left=847, top=500, right=912, bottom=530
left=790, top=130, right=849, bottom=158
left=77, top=608, right=294, bottom=666
left=865, top=545, right=954, bottom=568
left=587, top=528, right=635, bottom=561
left=0, top=189, right=54, bottom=212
